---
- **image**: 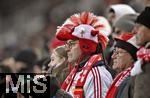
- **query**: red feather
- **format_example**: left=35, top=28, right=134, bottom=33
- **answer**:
left=90, top=17, right=98, bottom=25
left=70, top=15, right=81, bottom=26
left=94, top=24, right=105, bottom=29
left=98, top=31, right=109, bottom=49
left=80, top=12, right=89, bottom=24
left=64, top=24, right=75, bottom=33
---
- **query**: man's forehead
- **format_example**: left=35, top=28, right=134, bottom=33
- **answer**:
left=115, top=47, right=126, bottom=51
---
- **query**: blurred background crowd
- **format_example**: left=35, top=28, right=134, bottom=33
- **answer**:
left=0, top=0, right=150, bottom=97
left=0, top=0, right=147, bottom=61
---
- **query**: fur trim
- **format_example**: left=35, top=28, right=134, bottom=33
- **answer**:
left=130, top=59, right=143, bottom=76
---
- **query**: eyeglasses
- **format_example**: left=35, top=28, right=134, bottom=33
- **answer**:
left=113, top=48, right=128, bottom=55
left=65, top=41, right=78, bottom=49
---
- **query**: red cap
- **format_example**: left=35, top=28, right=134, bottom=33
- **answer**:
left=49, top=37, right=65, bottom=50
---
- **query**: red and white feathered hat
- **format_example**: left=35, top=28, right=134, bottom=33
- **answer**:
left=56, top=12, right=110, bottom=54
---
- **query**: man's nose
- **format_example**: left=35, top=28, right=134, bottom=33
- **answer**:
left=111, top=52, right=117, bottom=59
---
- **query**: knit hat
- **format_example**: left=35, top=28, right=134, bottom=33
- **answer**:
left=14, top=49, right=37, bottom=66
left=136, top=6, right=150, bottom=29
left=56, top=12, right=110, bottom=54
left=109, top=4, right=136, bottom=23
left=113, top=13, right=138, bottom=32
left=114, top=36, right=139, bottom=61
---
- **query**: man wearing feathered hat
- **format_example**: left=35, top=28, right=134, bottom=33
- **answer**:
left=56, top=12, right=113, bottom=98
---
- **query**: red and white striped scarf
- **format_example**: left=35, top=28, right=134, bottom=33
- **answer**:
left=137, top=47, right=150, bottom=62
left=106, top=67, right=132, bottom=98
left=61, top=54, right=102, bottom=98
